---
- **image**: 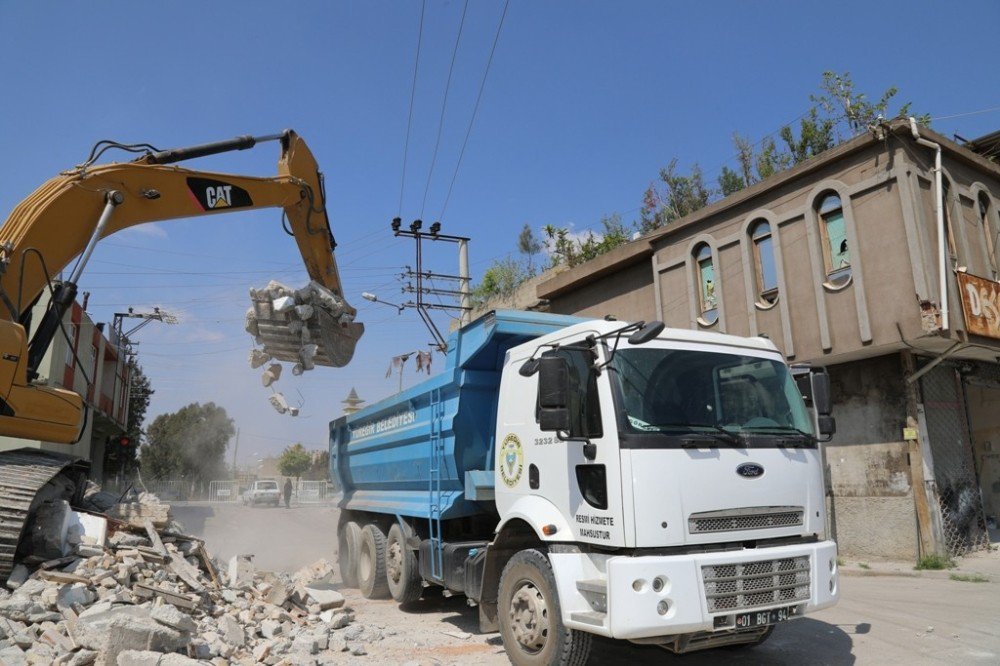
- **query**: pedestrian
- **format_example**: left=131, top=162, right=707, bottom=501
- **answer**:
left=283, top=478, right=292, bottom=509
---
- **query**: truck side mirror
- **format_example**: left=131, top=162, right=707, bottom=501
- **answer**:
left=627, top=320, right=665, bottom=345
left=538, top=356, right=570, bottom=432
left=810, top=369, right=836, bottom=439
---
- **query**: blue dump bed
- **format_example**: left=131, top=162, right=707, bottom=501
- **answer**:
left=329, top=310, right=584, bottom=520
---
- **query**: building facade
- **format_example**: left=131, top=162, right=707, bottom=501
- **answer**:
left=0, top=296, right=131, bottom=483
left=535, top=120, right=1000, bottom=559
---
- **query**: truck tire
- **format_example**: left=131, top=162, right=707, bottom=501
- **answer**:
left=498, top=549, right=592, bottom=666
left=338, top=521, right=362, bottom=588
left=358, top=523, right=391, bottom=599
left=386, top=523, right=422, bottom=604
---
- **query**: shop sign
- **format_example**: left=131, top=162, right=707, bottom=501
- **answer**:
left=958, top=272, right=1000, bottom=339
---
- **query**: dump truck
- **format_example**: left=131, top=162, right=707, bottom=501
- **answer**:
left=331, top=310, right=839, bottom=665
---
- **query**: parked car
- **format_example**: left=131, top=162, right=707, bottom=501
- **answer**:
left=242, top=479, right=280, bottom=507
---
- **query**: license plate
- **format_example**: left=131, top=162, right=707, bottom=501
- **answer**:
left=734, top=606, right=794, bottom=629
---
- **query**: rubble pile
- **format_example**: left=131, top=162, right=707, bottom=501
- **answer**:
left=0, top=493, right=381, bottom=665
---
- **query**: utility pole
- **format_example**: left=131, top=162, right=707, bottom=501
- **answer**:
left=231, top=428, right=240, bottom=480
left=388, top=218, right=472, bottom=351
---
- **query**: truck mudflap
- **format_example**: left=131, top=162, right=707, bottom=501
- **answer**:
left=548, top=540, right=838, bottom=641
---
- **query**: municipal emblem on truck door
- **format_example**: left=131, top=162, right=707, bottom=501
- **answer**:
left=187, top=177, right=253, bottom=211
left=499, top=434, right=524, bottom=488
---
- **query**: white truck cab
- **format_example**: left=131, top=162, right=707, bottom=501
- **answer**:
left=490, top=319, right=838, bottom=658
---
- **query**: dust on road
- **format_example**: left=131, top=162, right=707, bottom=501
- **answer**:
left=172, top=502, right=1000, bottom=665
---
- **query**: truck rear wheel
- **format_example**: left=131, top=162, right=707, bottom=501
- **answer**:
left=337, top=521, right=362, bottom=588
left=498, top=549, right=592, bottom=666
left=386, top=523, right=423, bottom=603
left=358, top=523, right=391, bottom=599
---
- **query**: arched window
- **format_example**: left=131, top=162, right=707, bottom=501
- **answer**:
left=750, top=220, right=778, bottom=304
left=942, top=181, right=958, bottom=266
left=818, top=193, right=851, bottom=285
left=979, top=192, right=998, bottom=277
left=694, top=243, right=718, bottom=324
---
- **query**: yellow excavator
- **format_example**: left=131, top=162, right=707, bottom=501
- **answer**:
left=0, top=131, right=363, bottom=577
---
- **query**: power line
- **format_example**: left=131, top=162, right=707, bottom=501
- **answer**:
left=931, top=104, right=1000, bottom=122
left=399, top=0, right=427, bottom=215
left=420, top=0, right=469, bottom=219
left=438, top=0, right=511, bottom=221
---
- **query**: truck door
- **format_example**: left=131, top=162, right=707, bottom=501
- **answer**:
left=496, top=345, right=626, bottom=548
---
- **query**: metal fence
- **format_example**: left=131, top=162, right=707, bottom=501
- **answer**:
left=920, top=364, right=991, bottom=556
left=101, top=477, right=336, bottom=505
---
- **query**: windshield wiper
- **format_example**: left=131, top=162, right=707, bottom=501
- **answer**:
left=741, top=425, right=816, bottom=447
left=646, top=422, right=742, bottom=447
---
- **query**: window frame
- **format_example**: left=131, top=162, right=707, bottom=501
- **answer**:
left=749, top=220, right=779, bottom=306
left=817, top=193, right=852, bottom=286
left=978, top=191, right=998, bottom=278
left=694, top=243, right=719, bottom=325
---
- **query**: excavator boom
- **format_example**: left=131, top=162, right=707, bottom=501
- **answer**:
left=0, top=130, right=363, bottom=444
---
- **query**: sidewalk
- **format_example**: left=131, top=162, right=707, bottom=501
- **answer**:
left=839, top=546, right=1000, bottom=581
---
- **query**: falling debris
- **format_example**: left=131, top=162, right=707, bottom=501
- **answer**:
left=261, top=363, right=282, bottom=388
left=268, top=393, right=290, bottom=415
left=247, top=280, right=364, bottom=370
left=248, top=349, right=271, bottom=370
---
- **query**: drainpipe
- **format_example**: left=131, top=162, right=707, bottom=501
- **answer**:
left=909, top=117, right=948, bottom=331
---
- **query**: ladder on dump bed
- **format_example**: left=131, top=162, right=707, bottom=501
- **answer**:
left=427, top=387, right=446, bottom=581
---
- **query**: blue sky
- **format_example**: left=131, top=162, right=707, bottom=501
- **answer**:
left=2, top=0, right=998, bottom=464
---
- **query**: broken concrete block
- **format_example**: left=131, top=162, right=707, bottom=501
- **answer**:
left=227, top=555, right=254, bottom=589
left=261, top=363, right=283, bottom=387
left=294, top=304, right=314, bottom=320
left=245, top=308, right=260, bottom=338
left=249, top=349, right=272, bottom=369
left=103, top=612, right=188, bottom=666
left=268, top=393, right=289, bottom=415
left=303, top=584, right=344, bottom=611
left=150, top=604, right=195, bottom=633
left=56, top=583, right=96, bottom=610
left=260, top=618, right=282, bottom=639
left=272, top=296, right=296, bottom=313
left=298, top=344, right=318, bottom=371
left=217, top=614, right=244, bottom=647
left=291, top=363, right=304, bottom=376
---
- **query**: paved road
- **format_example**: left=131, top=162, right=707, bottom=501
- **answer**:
left=173, top=502, right=1000, bottom=665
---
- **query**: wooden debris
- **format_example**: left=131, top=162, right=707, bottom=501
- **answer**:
left=132, top=582, right=200, bottom=610
left=144, top=518, right=168, bottom=556
left=36, top=570, right=91, bottom=585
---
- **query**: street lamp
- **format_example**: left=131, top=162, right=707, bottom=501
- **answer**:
left=362, top=292, right=405, bottom=314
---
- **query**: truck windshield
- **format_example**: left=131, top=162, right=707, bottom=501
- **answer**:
left=610, top=347, right=814, bottom=439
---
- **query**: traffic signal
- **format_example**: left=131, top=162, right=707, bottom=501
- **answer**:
left=118, top=435, right=131, bottom=448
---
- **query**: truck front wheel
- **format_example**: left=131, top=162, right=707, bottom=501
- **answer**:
left=338, top=521, right=362, bottom=588
left=498, top=549, right=592, bottom=666
left=358, top=524, right=391, bottom=599
left=386, top=523, right=422, bottom=603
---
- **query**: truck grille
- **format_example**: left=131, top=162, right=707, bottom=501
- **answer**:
left=702, top=556, right=810, bottom=612
left=689, top=506, right=803, bottom=534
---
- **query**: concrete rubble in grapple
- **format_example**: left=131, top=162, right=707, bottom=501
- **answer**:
left=246, top=280, right=363, bottom=371
left=0, top=491, right=374, bottom=665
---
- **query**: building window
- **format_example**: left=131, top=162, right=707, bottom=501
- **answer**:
left=818, top=193, right=851, bottom=285
left=979, top=192, right=997, bottom=277
left=750, top=220, right=778, bottom=305
left=695, top=243, right=718, bottom=324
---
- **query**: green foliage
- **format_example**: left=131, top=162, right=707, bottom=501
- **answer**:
left=858, top=562, right=871, bottom=570
left=914, top=554, right=955, bottom=570
left=812, top=70, right=929, bottom=138
left=517, top=224, right=543, bottom=276
left=545, top=215, right=633, bottom=268
left=277, top=442, right=312, bottom=480
left=306, top=450, right=330, bottom=480
left=472, top=256, right=527, bottom=307
left=640, top=160, right=713, bottom=234
left=949, top=573, right=989, bottom=583
left=141, top=402, right=234, bottom=482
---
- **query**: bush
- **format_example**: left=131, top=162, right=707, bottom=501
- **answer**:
left=914, top=554, right=955, bottom=570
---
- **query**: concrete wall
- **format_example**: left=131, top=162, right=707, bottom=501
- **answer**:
left=825, top=441, right=918, bottom=560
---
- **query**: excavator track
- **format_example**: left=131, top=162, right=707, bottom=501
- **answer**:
left=0, top=449, right=87, bottom=580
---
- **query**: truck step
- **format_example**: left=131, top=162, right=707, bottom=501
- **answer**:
left=569, top=611, right=607, bottom=627
left=575, top=579, right=607, bottom=595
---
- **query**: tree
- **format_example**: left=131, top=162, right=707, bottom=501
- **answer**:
left=277, top=443, right=312, bottom=481
left=471, top=256, right=527, bottom=307
left=103, top=360, right=152, bottom=479
left=640, top=160, right=713, bottom=234
left=141, top=402, right=234, bottom=482
left=306, top=450, right=330, bottom=480
left=517, top=224, right=543, bottom=277
left=812, top=70, right=928, bottom=139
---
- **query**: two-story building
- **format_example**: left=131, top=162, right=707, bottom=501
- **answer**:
left=534, top=119, right=1000, bottom=560
left=0, top=292, right=131, bottom=484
